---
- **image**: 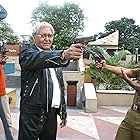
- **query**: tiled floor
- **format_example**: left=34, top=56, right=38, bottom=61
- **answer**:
left=0, top=105, right=129, bottom=140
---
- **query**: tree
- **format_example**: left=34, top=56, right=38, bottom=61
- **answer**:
left=0, top=21, right=19, bottom=45
left=96, top=17, right=140, bottom=53
left=31, top=1, right=85, bottom=49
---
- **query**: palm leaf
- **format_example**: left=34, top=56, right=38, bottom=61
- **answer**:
left=111, top=50, right=131, bottom=64
left=96, top=46, right=111, bottom=63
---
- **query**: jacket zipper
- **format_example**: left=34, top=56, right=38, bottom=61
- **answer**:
left=46, top=69, right=49, bottom=112
left=29, top=78, right=38, bottom=96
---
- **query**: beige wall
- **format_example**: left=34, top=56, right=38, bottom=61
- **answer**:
left=63, top=71, right=84, bottom=92
left=97, top=90, right=135, bottom=106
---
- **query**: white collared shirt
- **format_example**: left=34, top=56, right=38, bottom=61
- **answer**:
left=49, top=68, right=61, bottom=108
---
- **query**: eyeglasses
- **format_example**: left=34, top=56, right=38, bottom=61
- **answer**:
left=36, top=33, right=54, bottom=39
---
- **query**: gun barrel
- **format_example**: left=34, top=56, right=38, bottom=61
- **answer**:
left=84, top=48, right=102, bottom=62
left=75, top=36, right=95, bottom=45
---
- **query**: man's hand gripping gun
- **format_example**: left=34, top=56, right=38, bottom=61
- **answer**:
left=75, top=36, right=102, bottom=62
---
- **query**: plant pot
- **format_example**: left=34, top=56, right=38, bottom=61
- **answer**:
left=84, top=74, right=92, bottom=83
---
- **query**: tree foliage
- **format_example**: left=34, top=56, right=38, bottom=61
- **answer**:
left=0, top=21, right=19, bottom=44
left=31, top=1, right=85, bottom=49
left=95, top=17, right=140, bottom=53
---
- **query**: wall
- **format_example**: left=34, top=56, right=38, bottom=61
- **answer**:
left=96, top=90, right=135, bottom=106
left=7, top=56, right=20, bottom=71
left=63, top=71, right=84, bottom=92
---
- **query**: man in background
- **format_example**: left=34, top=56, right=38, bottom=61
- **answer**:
left=0, top=4, right=14, bottom=140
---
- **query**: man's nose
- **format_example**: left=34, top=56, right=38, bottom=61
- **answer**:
left=44, top=36, right=50, bottom=40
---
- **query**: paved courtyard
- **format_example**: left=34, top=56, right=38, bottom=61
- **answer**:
left=0, top=105, right=129, bottom=140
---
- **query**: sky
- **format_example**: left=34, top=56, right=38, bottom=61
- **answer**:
left=1, top=0, right=140, bottom=37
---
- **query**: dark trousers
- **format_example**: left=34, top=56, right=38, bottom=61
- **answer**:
left=18, top=107, right=58, bottom=140
left=0, top=97, right=14, bottom=140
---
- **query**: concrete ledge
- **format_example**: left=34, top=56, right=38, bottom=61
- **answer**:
left=96, top=90, right=135, bottom=106
left=83, top=83, right=97, bottom=112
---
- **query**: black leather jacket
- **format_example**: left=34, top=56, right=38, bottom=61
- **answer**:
left=19, top=44, right=69, bottom=120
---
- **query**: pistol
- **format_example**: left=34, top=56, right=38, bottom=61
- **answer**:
left=75, top=36, right=102, bottom=62
left=85, top=48, right=102, bottom=62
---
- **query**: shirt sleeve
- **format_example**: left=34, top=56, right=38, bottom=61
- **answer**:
left=0, top=64, right=6, bottom=96
left=131, top=68, right=140, bottom=77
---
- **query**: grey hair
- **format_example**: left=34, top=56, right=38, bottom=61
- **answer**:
left=32, top=21, right=55, bottom=35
